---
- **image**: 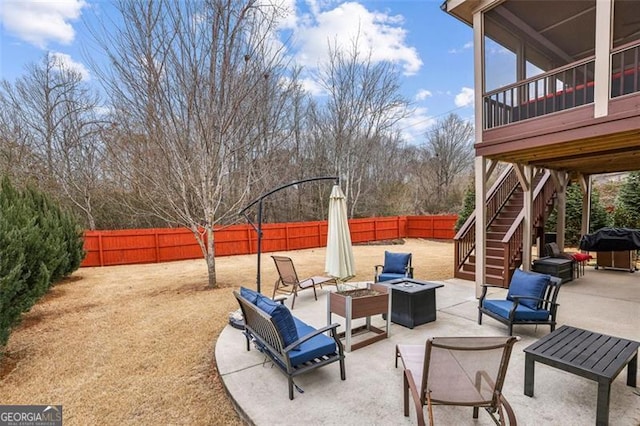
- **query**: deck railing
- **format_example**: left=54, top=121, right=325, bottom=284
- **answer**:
left=483, top=57, right=595, bottom=129
left=453, top=165, right=519, bottom=273
left=501, top=170, right=555, bottom=286
left=611, top=41, right=640, bottom=98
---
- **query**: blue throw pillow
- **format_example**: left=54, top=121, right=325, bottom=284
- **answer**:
left=383, top=251, right=411, bottom=274
left=240, top=286, right=259, bottom=304
left=507, top=269, right=550, bottom=309
left=256, top=294, right=299, bottom=348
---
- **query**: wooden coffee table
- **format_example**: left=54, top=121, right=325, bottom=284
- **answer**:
left=524, top=325, right=639, bottom=425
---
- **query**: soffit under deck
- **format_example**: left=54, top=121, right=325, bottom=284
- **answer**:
left=484, top=131, right=640, bottom=176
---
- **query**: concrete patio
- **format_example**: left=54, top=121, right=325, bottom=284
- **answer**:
left=215, top=267, right=640, bottom=425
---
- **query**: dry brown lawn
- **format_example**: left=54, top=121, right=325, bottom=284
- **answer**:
left=0, top=238, right=453, bottom=425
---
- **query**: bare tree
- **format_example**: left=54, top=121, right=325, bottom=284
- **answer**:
left=0, top=55, right=106, bottom=229
left=90, top=0, right=294, bottom=287
left=414, top=113, right=474, bottom=213
left=0, top=93, right=37, bottom=183
left=311, top=38, right=410, bottom=218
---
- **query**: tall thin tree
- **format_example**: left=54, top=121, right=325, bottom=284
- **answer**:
left=90, top=0, right=293, bottom=287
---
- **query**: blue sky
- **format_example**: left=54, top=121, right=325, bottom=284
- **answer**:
left=0, top=0, right=474, bottom=143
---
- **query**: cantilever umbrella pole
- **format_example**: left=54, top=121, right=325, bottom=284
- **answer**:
left=239, top=176, right=339, bottom=293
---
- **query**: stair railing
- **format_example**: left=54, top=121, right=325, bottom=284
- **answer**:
left=454, top=165, right=519, bottom=273
left=501, top=169, right=555, bottom=286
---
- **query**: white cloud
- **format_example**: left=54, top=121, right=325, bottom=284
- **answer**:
left=299, top=77, right=326, bottom=96
left=415, top=89, right=432, bottom=101
left=49, top=52, right=90, bottom=81
left=288, top=2, right=422, bottom=76
left=272, top=0, right=298, bottom=30
left=454, top=87, right=474, bottom=108
left=448, top=40, right=473, bottom=54
left=398, top=106, right=435, bottom=143
left=0, top=0, right=86, bottom=48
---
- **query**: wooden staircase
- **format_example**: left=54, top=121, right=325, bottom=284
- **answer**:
left=454, top=166, right=556, bottom=287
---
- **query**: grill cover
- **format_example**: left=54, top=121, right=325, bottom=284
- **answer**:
left=579, top=227, right=640, bottom=251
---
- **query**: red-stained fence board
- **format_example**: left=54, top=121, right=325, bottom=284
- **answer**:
left=80, top=215, right=457, bottom=267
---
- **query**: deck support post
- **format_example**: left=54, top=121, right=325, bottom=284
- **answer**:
left=550, top=171, right=569, bottom=250
left=475, top=156, right=487, bottom=298
left=515, top=165, right=533, bottom=271
left=579, top=174, right=592, bottom=238
left=594, top=0, right=613, bottom=118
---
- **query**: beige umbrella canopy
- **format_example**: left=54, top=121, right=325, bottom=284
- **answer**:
left=325, top=185, right=355, bottom=282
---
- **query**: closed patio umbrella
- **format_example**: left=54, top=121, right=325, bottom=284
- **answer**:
left=325, top=185, right=355, bottom=283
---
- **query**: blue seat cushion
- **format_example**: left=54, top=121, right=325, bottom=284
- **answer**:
left=483, top=299, right=550, bottom=321
left=289, top=317, right=337, bottom=366
left=378, top=272, right=406, bottom=282
left=255, top=294, right=298, bottom=347
left=240, top=286, right=260, bottom=304
left=507, top=269, right=550, bottom=309
left=383, top=251, right=411, bottom=274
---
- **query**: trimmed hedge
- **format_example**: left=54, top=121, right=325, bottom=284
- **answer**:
left=0, top=177, right=84, bottom=347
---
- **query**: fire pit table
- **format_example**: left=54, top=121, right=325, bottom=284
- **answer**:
left=377, top=278, right=444, bottom=329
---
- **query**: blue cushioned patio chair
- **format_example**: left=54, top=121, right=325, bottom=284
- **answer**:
left=374, top=251, right=413, bottom=282
left=478, top=269, right=563, bottom=336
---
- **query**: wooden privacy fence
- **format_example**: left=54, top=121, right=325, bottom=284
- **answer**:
left=81, top=215, right=457, bottom=267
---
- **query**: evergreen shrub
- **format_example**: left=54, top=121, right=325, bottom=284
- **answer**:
left=613, top=171, right=640, bottom=229
left=545, top=183, right=609, bottom=246
left=455, top=185, right=475, bottom=232
left=0, top=177, right=85, bottom=347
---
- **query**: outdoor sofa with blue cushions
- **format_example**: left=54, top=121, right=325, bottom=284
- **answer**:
left=374, top=251, right=413, bottom=282
left=234, top=287, right=346, bottom=399
left=478, top=269, right=563, bottom=336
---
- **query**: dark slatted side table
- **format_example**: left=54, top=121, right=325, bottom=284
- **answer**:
left=524, top=325, right=639, bottom=426
left=532, top=257, right=575, bottom=283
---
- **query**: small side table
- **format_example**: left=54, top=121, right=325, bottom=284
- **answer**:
left=532, top=257, right=574, bottom=283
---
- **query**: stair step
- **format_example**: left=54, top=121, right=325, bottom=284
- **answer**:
left=487, top=248, right=505, bottom=257
left=454, top=270, right=475, bottom=281
left=455, top=269, right=505, bottom=286
left=487, top=231, right=506, bottom=240
left=470, top=255, right=504, bottom=266
left=486, top=265, right=504, bottom=276
left=462, top=261, right=503, bottom=277
left=486, top=274, right=505, bottom=286
left=486, top=239, right=503, bottom=248
left=500, top=211, right=520, bottom=220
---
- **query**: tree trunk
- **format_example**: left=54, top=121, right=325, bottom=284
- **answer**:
left=206, top=226, right=216, bottom=288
